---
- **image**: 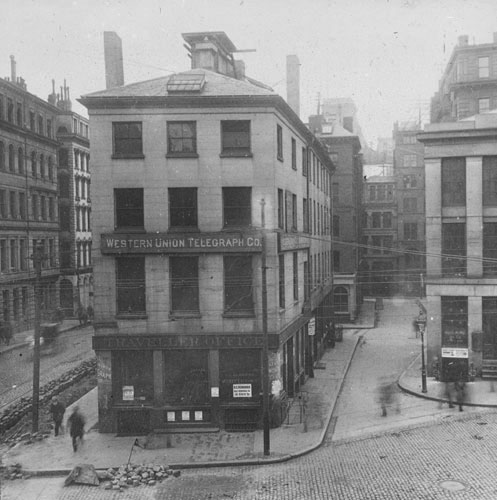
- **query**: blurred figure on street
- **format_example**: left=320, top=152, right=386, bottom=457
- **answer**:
left=454, top=376, right=466, bottom=412
left=440, top=380, right=455, bottom=409
left=68, top=406, right=85, bottom=452
left=377, top=377, right=400, bottom=417
left=49, top=396, right=65, bottom=436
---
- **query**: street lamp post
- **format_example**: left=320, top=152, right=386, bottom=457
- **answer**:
left=416, top=317, right=427, bottom=393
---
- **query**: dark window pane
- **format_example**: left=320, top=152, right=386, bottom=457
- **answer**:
left=221, top=121, right=250, bottom=155
left=442, top=157, right=466, bottom=206
left=112, top=351, right=153, bottom=403
left=483, top=223, right=497, bottom=275
left=170, top=256, right=199, bottom=313
left=223, top=187, right=251, bottom=227
left=169, top=188, right=197, bottom=227
left=168, top=122, right=196, bottom=154
left=224, top=256, right=253, bottom=314
left=116, top=257, right=146, bottom=314
left=113, top=122, right=143, bottom=156
left=115, top=188, right=144, bottom=229
left=442, top=223, right=466, bottom=276
left=483, top=156, right=497, bottom=206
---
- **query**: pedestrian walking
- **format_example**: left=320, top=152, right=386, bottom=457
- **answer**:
left=67, top=406, right=85, bottom=452
left=77, top=304, right=88, bottom=326
left=454, top=376, right=466, bottom=412
left=49, top=396, right=66, bottom=436
left=377, top=377, right=400, bottom=417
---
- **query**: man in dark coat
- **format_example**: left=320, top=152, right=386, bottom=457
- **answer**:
left=67, top=406, right=85, bottom=452
left=49, top=396, right=65, bottom=436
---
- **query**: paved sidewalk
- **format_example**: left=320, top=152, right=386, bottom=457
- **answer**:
left=0, top=319, right=83, bottom=355
left=399, top=355, right=497, bottom=407
left=2, top=304, right=376, bottom=475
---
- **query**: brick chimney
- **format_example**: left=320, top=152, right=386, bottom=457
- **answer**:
left=286, top=55, right=300, bottom=117
left=10, top=55, right=16, bottom=83
left=104, top=32, right=124, bottom=89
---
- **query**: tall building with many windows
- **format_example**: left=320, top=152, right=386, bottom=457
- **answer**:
left=418, top=110, right=497, bottom=380
left=80, top=32, right=335, bottom=434
left=393, top=121, right=425, bottom=296
left=431, top=33, right=497, bottom=123
left=0, top=58, right=60, bottom=331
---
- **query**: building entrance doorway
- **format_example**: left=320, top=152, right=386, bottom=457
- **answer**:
left=483, top=297, right=497, bottom=359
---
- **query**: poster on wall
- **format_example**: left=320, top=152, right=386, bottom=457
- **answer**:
left=122, top=385, right=134, bottom=401
left=233, top=383, right=252, bottom=398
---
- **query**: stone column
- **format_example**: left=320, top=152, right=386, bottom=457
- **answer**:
left=466, top=157, right=483, bottom=278
left=425, top=159, right=442, bottom=277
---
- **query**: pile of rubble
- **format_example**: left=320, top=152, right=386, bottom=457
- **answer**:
left=63, top=463, right=181, bottom=490
left=99, top=463, right=181, bottom=490
left=0, top=462, right=30, bottom=480
left=0, top=358, right=96, bottom=436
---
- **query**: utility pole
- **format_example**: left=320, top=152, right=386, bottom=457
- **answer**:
left=31, top=240, right=44, bottom=433
left=260, top=199, right=270, bottom=456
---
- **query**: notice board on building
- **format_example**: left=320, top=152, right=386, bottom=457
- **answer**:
left=233, top=384, right=252, bottom=398
left=122, top=386, right=134, bottom=401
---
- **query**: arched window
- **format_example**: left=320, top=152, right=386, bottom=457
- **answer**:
left=8, top=144, right=15, bottom=172
left=333, top=286, right=349, bottom=313
left=16, top=104, right=22, bottom=126
left=18, top=147, right=23, bottom=173
left=31, top=151, right=37, bottom=177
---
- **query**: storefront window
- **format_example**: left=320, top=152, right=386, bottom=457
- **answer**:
left=219, top=349, right=260, bottom=401
left=112, top=351, right=154, bottom=403
left=441, top=296, right=468, bottom=347
left=163, top=350, right=209, bottom=404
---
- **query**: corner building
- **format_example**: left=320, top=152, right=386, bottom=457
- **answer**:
left=80, top=32, right=334, bottom=434
left=419, top=111, right=497, bottom=380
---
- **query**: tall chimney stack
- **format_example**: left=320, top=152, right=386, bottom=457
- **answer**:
left=10, top=55, right=16, bottom=83
left=104, top=32, right=124, bottom=89
left=286, top=55, right=300, bottom=117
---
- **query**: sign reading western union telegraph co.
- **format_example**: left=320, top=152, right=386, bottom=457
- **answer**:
left=101, top=232, right=263, bottom=254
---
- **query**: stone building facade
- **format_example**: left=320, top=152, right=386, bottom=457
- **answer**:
left=80, top=32, right=335, bottom=434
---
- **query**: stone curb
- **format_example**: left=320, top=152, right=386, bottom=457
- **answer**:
left=20, top=334, right=365, bottom=477
left=398, top=354, right=497, bottom=408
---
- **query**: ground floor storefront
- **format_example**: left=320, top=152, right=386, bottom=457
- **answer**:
left=93, top=310, right=331, bottom=434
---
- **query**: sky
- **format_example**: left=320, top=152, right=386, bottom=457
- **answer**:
left=2, top=0, right=496, bottom=147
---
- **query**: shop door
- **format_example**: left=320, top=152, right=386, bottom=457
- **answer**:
left=483, top=298, right=497, bottom=359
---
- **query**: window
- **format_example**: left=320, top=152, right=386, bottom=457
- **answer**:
left=441, top=297, right=467, bottom=347
left=46, top=119, right=52, bottom=138
left=164, top=350, right=209, bottom=404
left=39, top=154, right=45, bottom=178
left=8, top=145, right=14, bottom=172
left=333, top=215, right=340, bottom=237
left=277, top=189, right=284, bottom=229
left=0, top=240, right=6, bottom=271
left=483, top=223, right=497, bottom=275
left=223, top=187, right=251, bottom=227
left=302, top=147, right=307, bottom=176
left=372, top=212, right=381, bottom=228
left=224, top=256, right=253, bottom=314
left=404, top=222, right=418, bottom=241
left=334, top=287, right=348, bottom=313
left=115, top=188, right=144, bottom=230
left=403, top=154, right=417, bottom=167
left=293, top=252, right=299, bottom=301
left=41, top=195, right=46, bottom=220
left=48, top=156, right=53, bottom=180
left=403, top=197, right=417, bottom=213
left=112, top=122, right=143, bottom=158
left=483, top=157, right=497, bottom=205
left=10, top=239, right=17, bottom=270
left=0, top=142, right=4, bottom=170
left=0, top=190, right=7, bottom=218
left=116, top=257, right=146, bottom=315
left=291, top=138, right=297, bottom=170
left=221, top=120, right=250, bottom=156
left=113, top=351, right=153, bottom=403
left=442, top=223, right=466, bottom=276
left=333, top=250, right=340, bottom=271
left=292, top=194, right=297, bottom=231
left=38, top=115, right=44, bottom=135
left=303, top=198, right=309, bottom=233
left=403, top=175, right=417, bottom=188
left=19, top=192, right=25, bottom=219
left=167, top=121, right=197, bottom=156
left=479, top=56, right=489, bottom=78
left=277, top=124, right=283, bottom=160
left=170, top=256, right=199, bottom=314
left=18, top=147, right=23, bottom=173
left=442, top=157, right=465, bottom=206
left=479, top=98, right=490, bottom=113
left=19, top=239, right=27, bottom=270
left=31, top=151, right=37, bottom=177
left=383, top=212, right=392, bottom=228
left=9, top=191, right=16, bottom=218
left=29, top=111, right=35, bottom=130
left=7, top=99, right=13, bottom=122
left=403, top=135, right=417, bottom=144
left=169, top=188, right=197, bottom=228
left=279, top=254, right=285, bottom=309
